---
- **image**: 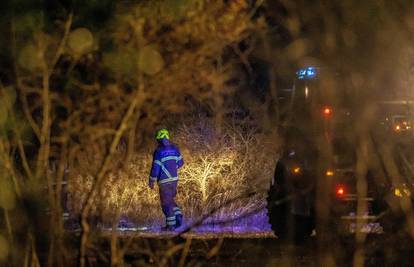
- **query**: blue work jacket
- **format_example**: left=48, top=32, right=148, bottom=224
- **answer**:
left=149, top=139, right=184, bottom=186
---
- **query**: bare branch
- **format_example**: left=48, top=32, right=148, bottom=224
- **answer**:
left=178, top=237, right=192, bottom=267
left=18, top=139, right=34, bottom=180
left=160, top=244, right=186, bottom=267
left=206, top=238, right=224, bottom=259
left=79, top=83, right=146, bottom=267
left=51, top=13, right=73, bottom=70
left=19, top=88, right=41, bottom=139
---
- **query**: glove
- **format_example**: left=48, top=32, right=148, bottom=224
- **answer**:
left=149, top=181, right=154, bottom=189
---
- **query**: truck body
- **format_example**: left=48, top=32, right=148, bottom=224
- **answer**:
left=267, top=67, right=414, bottom=240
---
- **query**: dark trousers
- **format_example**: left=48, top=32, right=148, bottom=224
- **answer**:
left=159, top=182, right=182, bottom=227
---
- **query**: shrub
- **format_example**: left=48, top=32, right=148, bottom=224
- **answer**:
left=68, top=118, right=279, bottom=229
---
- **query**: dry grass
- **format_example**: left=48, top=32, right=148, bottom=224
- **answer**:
left=68, top=118, right=279, bottom=228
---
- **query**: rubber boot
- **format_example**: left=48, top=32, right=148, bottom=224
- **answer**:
left=176, top=214, right=183, bottom=228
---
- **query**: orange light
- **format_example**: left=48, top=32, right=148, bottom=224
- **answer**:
left=293, top=167, right=301, bottom=174
left=395, top=125, right=401, bottom=131
left=322, top=106, right=332, bottom=116
left=337, top=188, right=344, bottom=195
left=326, top=170, right=334, bottom=176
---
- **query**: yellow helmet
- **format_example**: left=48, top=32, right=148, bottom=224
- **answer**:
left=156, top=128, right=169, bottom=140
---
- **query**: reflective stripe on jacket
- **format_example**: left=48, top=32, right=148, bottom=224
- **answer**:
left=149, top=139, right=184, bottom=185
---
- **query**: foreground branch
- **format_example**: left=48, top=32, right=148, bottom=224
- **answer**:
left=79, top=83, right=145, bottom=267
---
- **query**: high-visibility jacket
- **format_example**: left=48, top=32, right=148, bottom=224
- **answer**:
left=149, top=140, right=184, bottom=186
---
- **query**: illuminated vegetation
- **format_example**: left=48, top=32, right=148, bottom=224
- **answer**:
left=69, top=118, right=278, bottom=228
left=0, top=0, right=414, bottom=266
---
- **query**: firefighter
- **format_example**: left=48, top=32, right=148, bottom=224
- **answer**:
left=149, top=128, right=184, bottom=230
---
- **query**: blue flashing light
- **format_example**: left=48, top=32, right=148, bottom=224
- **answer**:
left=297, top=67, right=317, bottom=80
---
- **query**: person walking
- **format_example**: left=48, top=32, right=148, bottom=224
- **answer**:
left=149, top=128, right=184, bottom=231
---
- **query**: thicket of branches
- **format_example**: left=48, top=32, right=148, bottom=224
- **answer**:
left=69, top=117, right=277, bottom=230
left=0, top=0, right=271, bottom=266
left=1, top=0, right=414, bottom=266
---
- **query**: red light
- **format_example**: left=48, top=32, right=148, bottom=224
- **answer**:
left=335, top=184, right=346, bottom=197
left=322, top=106, right=332, bottom=116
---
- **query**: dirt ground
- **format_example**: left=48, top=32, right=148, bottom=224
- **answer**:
left=109, top=230, right=414, bottom=267
left=208, top=235, right=414, bottom=267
